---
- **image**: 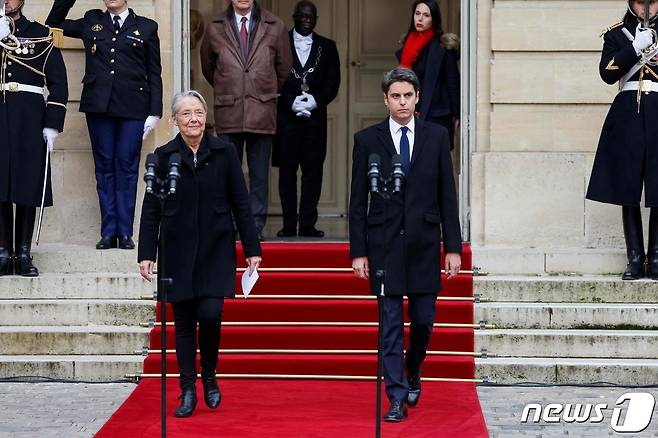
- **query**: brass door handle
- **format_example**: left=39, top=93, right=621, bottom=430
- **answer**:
left=350, top=60, right=363, bottom=68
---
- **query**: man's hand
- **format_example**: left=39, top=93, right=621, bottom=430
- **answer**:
left=300, top=92, right=318, bottom=112
left=295, top=109, right=312, bottom=118
left=42, top=128, right=58, bottom=153
left=633, top=24, right=654, bottom=55
left=139, top=260, right=154, bottom=282
left=352, top=256, right=369, bottom=280
left=0, top=17, right=11, bottom=41
left=142, top=115, right=160, bottom=140
left=246, top=256, right=262, bottom=273
left=292, top=95, right=306, bottom=113
left=444, top=253, right=461, bottom=280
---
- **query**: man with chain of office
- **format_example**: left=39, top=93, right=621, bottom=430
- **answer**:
left=0, top=0, right=68, bottom=277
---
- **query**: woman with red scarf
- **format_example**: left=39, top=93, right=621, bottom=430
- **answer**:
left=396, top=0, right=460, bottom=149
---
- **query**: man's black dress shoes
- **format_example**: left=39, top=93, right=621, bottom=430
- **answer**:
left=622, top=260, right=645, bottom=280
left=96, top=236, right=117, bottom=250
left=118, top=236, right=135, bottom=250
left=15, top=249, right=38, bottom=277
left=276, top=228, right=297, bottom=238
left=298, top=227, right=325, bottom=238
left=0, top=248, right=13, bottom=276
left=174, top=388, right=197, bottom=418
left=383, top=400, right=408, bottom=422
left=202, top=376, right=221, bottom=409
left=407, top=375, right=421, bottom=407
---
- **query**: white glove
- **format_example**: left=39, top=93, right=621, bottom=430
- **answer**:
left=0, top=17, right=10, bottom=41
left=292, top=95, right=306, bottom=113
left=42, top=128, right=58, bottom=153
left=142, top=115, right=160, bottom=140
left=302, top=92, right=318, bottom=112
left=295, top=110, right=312, bottom=118
left=633, top=24, right=654, bottom=55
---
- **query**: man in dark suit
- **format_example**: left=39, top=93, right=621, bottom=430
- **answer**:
left=275, top=0, right=340, bottom=238
left=46, top=0, right=163, bottom=250
left=349, top=67, right=462, bottom=422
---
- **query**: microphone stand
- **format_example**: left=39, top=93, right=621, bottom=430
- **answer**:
left=145, top=168, right=176, bottom=438
left=371, top=165, right=403, bottom=438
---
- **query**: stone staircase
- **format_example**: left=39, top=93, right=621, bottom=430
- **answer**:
left=0, top=245, right=153, bottom=381
left=474, top=276, right=658, bottom=384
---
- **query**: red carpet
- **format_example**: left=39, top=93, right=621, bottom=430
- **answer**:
left=96, top=379, right=487, bottom=438
left=96, top=242, right=488, bottom=437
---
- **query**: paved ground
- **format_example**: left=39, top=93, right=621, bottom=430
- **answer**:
left=1, top=383, right=658, bottom=437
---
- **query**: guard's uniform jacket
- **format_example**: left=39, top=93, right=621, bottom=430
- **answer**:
left=587, top=15, right=658, bottom=207
left=46, top=1, right=162, bottom=119
left=0, top=16, right=68, bottom=207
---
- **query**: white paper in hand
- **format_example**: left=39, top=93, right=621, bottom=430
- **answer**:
left=241, top=267, right=259, bottom=298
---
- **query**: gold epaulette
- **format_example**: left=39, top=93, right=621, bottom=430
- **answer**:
left=600, top=21, right=624, bottom=37
left=48, top=27, right=64, bottom=49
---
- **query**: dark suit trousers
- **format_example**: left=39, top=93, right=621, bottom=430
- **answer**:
left=277, top=115, right=327, bottom=230
left=223, top=133, right=272, bottom=231
left=171, top=298, right=224, bottom=391
left=86, top=114, right=145, bottom=238
left=380, top=293, right=437, bottom=402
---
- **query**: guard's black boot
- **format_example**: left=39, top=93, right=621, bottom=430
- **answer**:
left=622, top=206, right=645, bottom=280
left=173, top=387, right=197, bottom=418
left=201, top=373, right=221, bottom=409
left=0, top=202, right=13, bottom=276
left=647, top=208, right=658, bottom=281
left=14, top=206, right=38, bottom=277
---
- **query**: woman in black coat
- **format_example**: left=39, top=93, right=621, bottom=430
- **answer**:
left=396, top=0, right=460, bottom=148
left=138, top=91, right=262, bottom=417
left=587, top=1, right=658, bottom=281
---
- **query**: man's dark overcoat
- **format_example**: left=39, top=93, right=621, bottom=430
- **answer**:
left=138, top=134, right=261, bottom=302
left=349, top=118, right=461, bottom=296
left=0, top=16, right=68, bottom=207
left=588, top=15, right=658, bottom=207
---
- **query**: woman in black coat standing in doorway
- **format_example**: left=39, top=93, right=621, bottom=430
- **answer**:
left=138, top=90, right=262, bottom=417
left=396, top=0, right=460, bottom=148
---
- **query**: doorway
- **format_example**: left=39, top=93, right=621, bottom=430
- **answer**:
left=181, top=0, right=472, bottom=239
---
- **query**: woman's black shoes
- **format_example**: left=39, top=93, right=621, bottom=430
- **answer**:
left=647, top=256, right=658, bottom=280
left=174, top=388, right=197, bottom=418
left=622, top=253, right=646, bottom=280
left=202, top=376, right=221, bottom=409
left=14, top=246, right=38, bottom=277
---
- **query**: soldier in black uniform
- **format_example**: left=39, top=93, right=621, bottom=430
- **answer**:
left=587, top=0, right=658, bottom=281
left=274, top=0, right=340, bottom=238
left=46, top=0, right=163, bottom=250
left=0, top=0, right=68, bottom=277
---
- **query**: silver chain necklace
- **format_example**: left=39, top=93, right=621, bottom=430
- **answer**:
left=290, top=46, right=322, bottom=92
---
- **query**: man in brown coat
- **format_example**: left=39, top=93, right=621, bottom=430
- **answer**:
left=201, top=0, right=292, bottom=240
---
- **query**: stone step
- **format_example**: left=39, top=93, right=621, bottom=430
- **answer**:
left=475, top=329, right=658, bottom=359
left=475, top=302, right=658, bottom=329
left=0, top=326, right=151, bottom=355
left=475, top=275, right=658, bottom=303
left=476, top=357, right=658, bottom=385
left=0, top=273, right=152, bottom=299
left=0, top=355, right=144, bottom=382
left=31, top=244, right=137, bottom=274
left=0, top=300, right=154, bottom=326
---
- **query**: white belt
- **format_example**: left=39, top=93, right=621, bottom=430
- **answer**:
left=621, top=80, right=658, bottom=93
left=0, top=82, right=45, bottom=95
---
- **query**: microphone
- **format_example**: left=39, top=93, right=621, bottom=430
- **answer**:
left=368, top=153, right=380, bottom=193
left=144, top=153, right=158, bottom=194
left=167, top=153, right=181, bottom=196
left=392, top=154, right=405, bottom=194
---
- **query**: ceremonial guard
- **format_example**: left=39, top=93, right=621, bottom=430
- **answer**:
left=0, top=0, right=68, bottom=277
left=46, top=0, right=163, bottom=250
left=274, top=0, right=340, bottom=238
left=587, top=0, right=658, bottom=280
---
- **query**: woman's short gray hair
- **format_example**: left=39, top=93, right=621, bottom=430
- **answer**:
left=381, top=67, right=420, bottom=93
left=171, top=90, right=208, bottom=115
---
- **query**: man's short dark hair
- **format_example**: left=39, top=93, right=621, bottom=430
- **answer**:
left=294, top=0, right=317, bottom=17
left=381, top=68, right=420, bottom=94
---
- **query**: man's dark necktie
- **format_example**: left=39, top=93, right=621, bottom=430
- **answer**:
left=240, top=17, right=248, bottom=57
left=113, top=16, right=121, bottom=33
left=400, top=126, right=411, bottom=174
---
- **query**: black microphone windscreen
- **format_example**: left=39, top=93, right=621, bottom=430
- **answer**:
left=146, top=153, right=158, bottom=166
left=368, top=153, right=380, bottom=165
left=169, top=153, right=181, bottom=166
left=392, top=154, right=403, bottom=166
